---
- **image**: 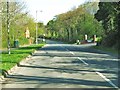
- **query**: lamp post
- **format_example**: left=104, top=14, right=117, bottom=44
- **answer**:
left=35, top=10, right=38, bottom=44
left=35, top=10, right=42, bottom=44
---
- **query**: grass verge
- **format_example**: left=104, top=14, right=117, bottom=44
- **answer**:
left=92, top=45, right=118, bottom=55
left=0, top=44, right=45, bottom=75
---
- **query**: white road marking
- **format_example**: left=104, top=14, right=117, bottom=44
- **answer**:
left=96, top=71, right=118, bottom=89
left=60, top=45, right=118, bottom=89
left=61, top=46, right=88, bottom=65
left=60, top=46, right=74, bottom=55
left=77, top=57, right=89, bottom=65
left=65, top=48, right=69, bottom=51
left=69, top=51, right=74, bottom=55
left=64, top=48, right=75, bottom=55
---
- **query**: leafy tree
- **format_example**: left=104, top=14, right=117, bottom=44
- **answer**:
left=94, top=1, right=119, bottom=48
left=46, top=2, right=104, bottom=43
left=1, top=1, right=45, bottom=48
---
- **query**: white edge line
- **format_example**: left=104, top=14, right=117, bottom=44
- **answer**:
left=96, top=71, right=118, bottom=89
left=78, top=57, right=89, bottom=65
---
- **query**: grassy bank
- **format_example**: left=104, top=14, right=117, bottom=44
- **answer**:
left=0, top=44, right=45, bottom=73
left=92, top=45, right=118, bottom=55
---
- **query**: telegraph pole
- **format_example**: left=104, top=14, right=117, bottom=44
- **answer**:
left=7, top=1, right=10, bottom=54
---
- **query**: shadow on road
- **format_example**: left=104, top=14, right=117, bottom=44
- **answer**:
left=18, top=64, right=117, bottom=75
left=33, top=44, right=118, bottom=87
left=39, top=44, right=112, bottom=55
left=4, top=74, right=113, bottom=88
left=2, top=41, right=119, bottom=88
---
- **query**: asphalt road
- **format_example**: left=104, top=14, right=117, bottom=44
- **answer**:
left=1, top=40, right=119, bottom=89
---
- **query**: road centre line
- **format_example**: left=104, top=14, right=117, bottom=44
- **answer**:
left=60, top=45, right=118, bottom=88
left=64, top=48, right=75, bottom=55
left=95, top=71, right=118, bottom=89
left=63, top=46, right=88, bottom=65
left=61, top=45, right=89, bottom=65
left=69, top=51, right=74, bottom=55
left=60, top=45, right=74, bottom=55
left=77, top=57, right=89, bottom=65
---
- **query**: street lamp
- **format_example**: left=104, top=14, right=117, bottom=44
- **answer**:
left=35, top=10, right=42, bottom=44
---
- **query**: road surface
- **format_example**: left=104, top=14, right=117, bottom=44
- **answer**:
left=1, top=40, right=119, bottom=89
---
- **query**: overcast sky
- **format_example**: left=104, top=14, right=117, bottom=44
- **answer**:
left=24, top=0, right=87, bottom=25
